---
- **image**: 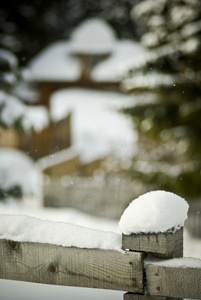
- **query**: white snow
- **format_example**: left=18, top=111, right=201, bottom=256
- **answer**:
left=50, top=88, right=137, bottom=162
left=145, top=255, right=201, bottom=268
left=28, top=41, right=81, bottom=81
left=0, top=91, right=48, bottom=131
left=0, top=203, right=119, bottom=233
left=119, top=190, right=189, bottom=234
left=14, top=81, right=39, bottom=104
left=70, top=18, right=116, bottom=55
left=91, top=40, right=145, bottom=82
left=1, top=281, right=123, bottom=300
left=22, top=105, right=49, bottom=132
left=0, top=214, right=121, bottom=251
left=0, top=91, right=25, bottom=126
left=0, top=148, right=42, bottom=198
left=170, top=5, right=196, bottom=28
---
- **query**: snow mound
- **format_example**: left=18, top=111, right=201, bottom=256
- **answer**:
left=119, top=190, right=189, bottom=234
left=0, top=214, right=121, bottom=251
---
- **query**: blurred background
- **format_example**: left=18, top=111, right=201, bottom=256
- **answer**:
left=1, top=0, right=201, bottom=299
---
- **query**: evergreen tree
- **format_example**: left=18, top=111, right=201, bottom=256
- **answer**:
left=0, top=47, right=38, bottom=131
left=0, top=48, right=23, bottom=129
left=0, top=0, right=138, bottom=66
left=120, top=0, right=201, bottom=199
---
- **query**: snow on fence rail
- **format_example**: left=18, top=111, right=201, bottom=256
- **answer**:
left=0, top=191, right=201, bottom=299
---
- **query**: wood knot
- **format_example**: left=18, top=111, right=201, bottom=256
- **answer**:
left=7, top=240, right=19, bottom=250
left=49, top=264, right=58, bottom=274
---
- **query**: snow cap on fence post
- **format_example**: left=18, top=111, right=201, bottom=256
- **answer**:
left=119, top=190, right=189, bottom=258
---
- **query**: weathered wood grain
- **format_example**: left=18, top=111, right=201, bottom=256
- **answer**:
left=124, top=293, right=182, bottom=300
left=0, top=239, right=145, bottom=293
left=122, top=228, right=183, bottom=258
left=146, top=260, right=201, bottom=299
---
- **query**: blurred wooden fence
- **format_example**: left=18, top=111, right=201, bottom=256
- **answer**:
left=43, top=176, right=146, bottom=219
left=44, top=177, right=201, bottom=239
left=185, top=201, right=201, bottom=238
left=1, top=226, right=201, bottom=299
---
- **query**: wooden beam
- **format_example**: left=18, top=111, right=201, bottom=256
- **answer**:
left=0, top=239, right=145, bottom=293
left=146, top=258, right=201, bottom=299
left=122, top=228, right=183, bottom=258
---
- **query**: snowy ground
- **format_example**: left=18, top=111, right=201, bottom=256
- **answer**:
left=0, top=200, right=201, bottom=300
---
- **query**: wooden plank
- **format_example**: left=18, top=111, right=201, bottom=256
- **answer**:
left=122, top=228, right=183, bottom=258
left=146, top=259, right=201, bottom=299
left=0, top=239, right=145, bottom=293
left=124, top=293, right=182, bottom=300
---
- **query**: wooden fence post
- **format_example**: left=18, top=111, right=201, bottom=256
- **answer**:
left=122, top=228, right=184, bottom=300
left=122, top=227, right=183, bottom=259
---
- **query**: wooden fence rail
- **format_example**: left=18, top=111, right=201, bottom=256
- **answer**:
left=0, top=226, right=201, bottom=299
left=146, top=260, right=201, bottom=299
left=0, top=239, right=144, bottom=293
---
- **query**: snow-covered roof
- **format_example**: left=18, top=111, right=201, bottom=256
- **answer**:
left=27, top=18, right=144, bottom=83
left=70, top=18, right=116, bottom=55
left=50, top=88, right=137, bottom=163
left=28, top=41, right=81, bottom=81
left=91, top=40, right=146, bottom=82
left=37, top=146, right=79, bottom=170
